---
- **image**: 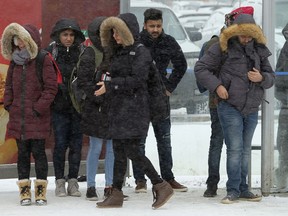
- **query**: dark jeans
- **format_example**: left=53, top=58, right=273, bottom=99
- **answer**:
left=277, top=105, right=288, bottom=174
left=132, top=116, right=174, bottom=182
left=206, top=108, right=224, bottom=186
left=113, top=139, right=162, bottom=190
left=17, top=139, right=48, bottom=180
left=52, top=110, right=83, bottom=180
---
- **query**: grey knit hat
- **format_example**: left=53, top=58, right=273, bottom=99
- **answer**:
left=233, top=14, right=256, bottom=25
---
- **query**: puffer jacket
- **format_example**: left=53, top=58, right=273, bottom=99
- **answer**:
left=77, top=17, right=109, bottom=138
left=140, top=29, right=187, bottom=93
left=1, top=23, right=58, bottom=140
left=100, top=13, right=151, bottom=139
left=195, top=15, right=274, bottom=115
left=46, top=18, right=85, bottom=113
left=275, top=23, right=288, bottom=104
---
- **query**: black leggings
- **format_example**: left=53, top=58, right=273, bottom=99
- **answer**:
left=16, top=139, right=48, bottom=180
left=112, top=139, right=162, bottom=190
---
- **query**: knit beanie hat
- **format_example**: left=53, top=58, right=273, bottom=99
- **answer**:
left=233, top=13, right=256, bottom=25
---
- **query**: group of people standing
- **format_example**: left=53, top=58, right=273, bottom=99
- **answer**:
left=0, top=3, right=278, bottom=209
left=1, top=8, right=187, bottom=209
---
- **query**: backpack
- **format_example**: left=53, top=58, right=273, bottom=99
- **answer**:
left=35, top=49, right=63, bottom=89
left=68, top=45, right=103, bottom=113
left=129, top=44, right=169, bottom=123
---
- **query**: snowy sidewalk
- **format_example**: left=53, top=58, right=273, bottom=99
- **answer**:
left=1, top=175, right=288, bottom=216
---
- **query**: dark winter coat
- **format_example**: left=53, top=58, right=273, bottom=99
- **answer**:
left=1, top=23, right=58, bottom=140
left=46, top=18, right=85, bottom=113
left=77, top=17, right=109, bottom=138
left=140, top=29, right=187, bottom=93
left=100, top=13, right=150, bottom=139
left=195, top=14, right=274, bottom=115
left=275, top=23, right=288, bottom=104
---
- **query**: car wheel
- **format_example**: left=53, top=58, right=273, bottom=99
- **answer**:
left=186, top=101, right=196, bottom=114
left=187, top=101, right=209, bottom=114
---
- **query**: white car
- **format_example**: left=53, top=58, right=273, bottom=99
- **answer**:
left=195, top=6, right=233, bottom=48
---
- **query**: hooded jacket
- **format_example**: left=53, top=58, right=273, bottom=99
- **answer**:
left=1, top=23, right=58, bottom=140
left=77, top=17, right=109, bottom=138
left=46, top=18, right=85, bottom=113
left=100, top=13, right=151, bottom=139
left=195, top=14, right=274, bottom=115
left=275, top=23, right=288, bottom=104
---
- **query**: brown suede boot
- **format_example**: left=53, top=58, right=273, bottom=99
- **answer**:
left=96, top=188, right=123, bottom=208
left=17, top=179, right=32, bottom=206
left=34, top=179, right=48, bottom=206
left=152, top=180, right=174, bottom=209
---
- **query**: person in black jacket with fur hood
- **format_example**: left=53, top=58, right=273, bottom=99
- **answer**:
left=95, top=13, right=173, bottom=209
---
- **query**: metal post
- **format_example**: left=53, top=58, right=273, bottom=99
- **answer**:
left=261, top=0, right=275, bottom=196
left=120, top=0, right=130, bottom=13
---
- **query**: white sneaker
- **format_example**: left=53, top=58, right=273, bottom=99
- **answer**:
left=55, top=179, right=66, bottom=197
left=67, top=178, right=81, bottom=197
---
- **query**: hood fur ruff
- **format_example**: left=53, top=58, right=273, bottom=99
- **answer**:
left=1, top=23, right=38, bottom=60
left=219, top=23, right=266, bottom=52
left=100, top=16, right=134, bottom=47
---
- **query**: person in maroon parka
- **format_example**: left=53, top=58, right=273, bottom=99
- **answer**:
left=1, top=23, right=58, bottom=206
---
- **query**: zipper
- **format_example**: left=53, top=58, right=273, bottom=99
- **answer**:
left=20, top=65, right=27, bottom=140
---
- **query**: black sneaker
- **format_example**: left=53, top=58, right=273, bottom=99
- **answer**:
left=203, top=184, right=217, bottom=197
left=86, top=186, right=98, bottom=201
left=239, top=191, right=262, bottom=202
left=77, top=175, right=87, bottom=182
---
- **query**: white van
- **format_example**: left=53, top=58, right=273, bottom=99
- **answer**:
left=129, top=0, right=208, bottom=114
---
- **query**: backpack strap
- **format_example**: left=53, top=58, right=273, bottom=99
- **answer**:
left=35, top=49, right=63, bottom=90
left=35, top=49, right=48, bottom=89
left=88, top=44, right=103, bottom=70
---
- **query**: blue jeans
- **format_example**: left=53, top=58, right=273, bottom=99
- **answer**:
left=132, top=116, right=174, bottom=182
left=217, top=101, right=258, bottom=196
left=52, top=111, right=83, bottom=180
left=206, top=108, right=224, bottom=186
left=86, top=137, right=114, bottom=188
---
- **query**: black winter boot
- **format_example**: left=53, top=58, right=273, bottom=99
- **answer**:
left=203, top=184, right=217, bottom=197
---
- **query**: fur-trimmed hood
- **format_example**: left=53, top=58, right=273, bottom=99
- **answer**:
left=100, top=13, right=139, bottom=47
left=1, top=23, right=39, bottom=60
left=219, top=14, right=266, bottom=52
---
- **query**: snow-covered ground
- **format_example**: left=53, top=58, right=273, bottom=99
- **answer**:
left=0, top=175, right=288, bottom=216
left=1, top=110, right=287, bottom=215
